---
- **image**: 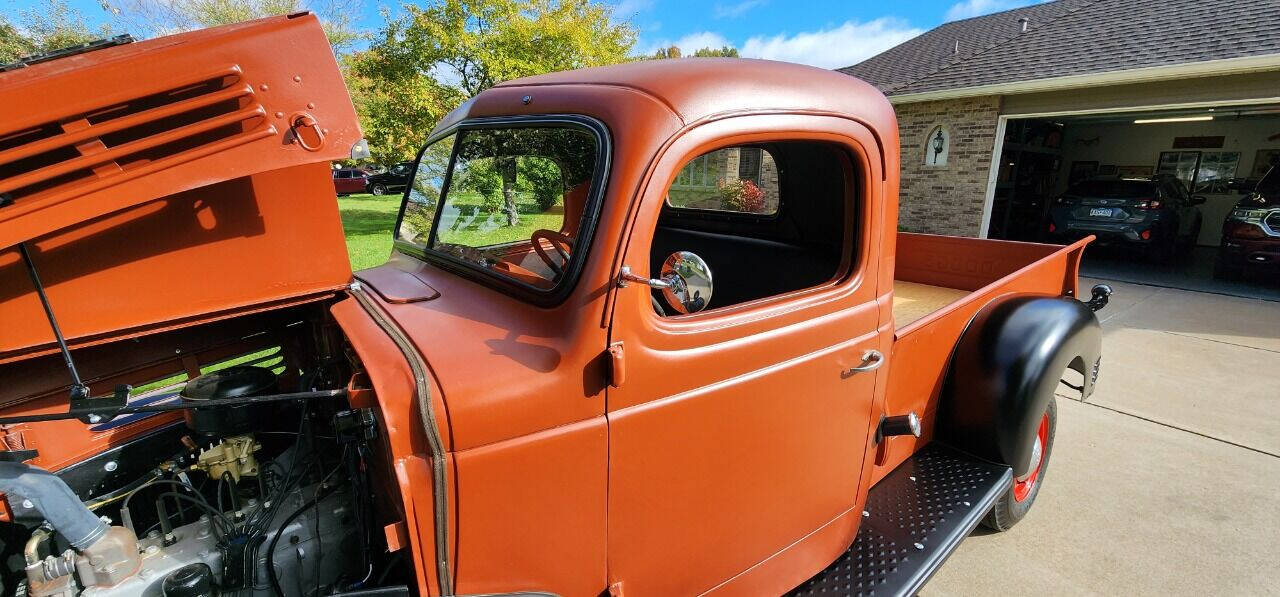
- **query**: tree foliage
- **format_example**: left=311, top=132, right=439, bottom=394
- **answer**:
left=650, top=45, right=739, bottom=60
left=1, top=0, right=110, bottom=63
left=692, top=45, right=738, bottom=57
left=351, top=0, right=635, bottom=165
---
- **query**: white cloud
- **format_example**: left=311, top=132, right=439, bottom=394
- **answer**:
left=643, top=31, right=734, bottom=55
left=714, top=0, right=767, bottom=19
left=944, top=0, right=1043, bottom=21
left=740, top=18, right=924, bottom=69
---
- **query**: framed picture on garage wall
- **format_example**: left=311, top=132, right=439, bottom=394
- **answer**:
left=1156, top=151, right=1200, bottom=188
left=1193, top=152, right=1240, bottom=194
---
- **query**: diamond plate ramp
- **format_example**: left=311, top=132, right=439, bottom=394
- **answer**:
left=787, top=444, right=1013, bottom=597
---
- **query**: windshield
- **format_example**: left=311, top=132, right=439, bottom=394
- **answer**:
left=1066, top=180, right=1156, bottom=198
left=397, top=124, right=601, bottom=292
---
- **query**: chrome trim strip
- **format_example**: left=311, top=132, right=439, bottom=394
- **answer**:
left=349, top=283, right=453, bottom=595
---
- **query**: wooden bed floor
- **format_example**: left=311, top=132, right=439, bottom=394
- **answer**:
left=893, top=280, right=969, bottom=328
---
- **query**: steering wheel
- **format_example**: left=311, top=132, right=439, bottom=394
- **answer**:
left=531, top=229, right=574, bottom=280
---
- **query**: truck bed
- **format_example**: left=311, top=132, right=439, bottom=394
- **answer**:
left=892, top=281, right=968, bottom=328
left=874, top=232, right=1092, bottom=484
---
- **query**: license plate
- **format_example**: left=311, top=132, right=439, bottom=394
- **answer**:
left=1089, top=208, right=1112, bottom=217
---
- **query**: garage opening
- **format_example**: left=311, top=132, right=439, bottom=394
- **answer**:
left=986, top=106, right=1280, bottom=300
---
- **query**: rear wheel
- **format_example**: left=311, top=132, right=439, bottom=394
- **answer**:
left=982, top=396, right=1057, bottom=531
left=370, top=183, right=389, bottom=195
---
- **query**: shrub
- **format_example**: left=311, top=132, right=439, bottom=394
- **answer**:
left=717, top=179, right=766, bottom=213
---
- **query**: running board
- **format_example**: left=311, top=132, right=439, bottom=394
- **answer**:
left=788, top=444, right=1013, bottom=597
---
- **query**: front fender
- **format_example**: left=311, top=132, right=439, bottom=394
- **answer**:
left=939, top=295, right=1101, bottom=477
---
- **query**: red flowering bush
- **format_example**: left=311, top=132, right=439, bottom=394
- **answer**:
left=717, top=179, right=766, bottom=213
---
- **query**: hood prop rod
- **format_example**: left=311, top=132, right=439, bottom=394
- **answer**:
left=17, top=243, right=127, bottom=424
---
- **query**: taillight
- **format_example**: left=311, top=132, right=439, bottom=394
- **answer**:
left=1134, top=198, right=1162, bottom=210
left=1048, top=222, right=1057, bottom=233
left=1140, top=229, right=1152, bottom=240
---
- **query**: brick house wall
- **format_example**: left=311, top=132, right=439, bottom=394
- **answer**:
left=893, top=96, right=1002, bottom=236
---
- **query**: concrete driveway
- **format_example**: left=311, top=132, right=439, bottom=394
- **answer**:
left=923, top=278, right=1280, bottom=596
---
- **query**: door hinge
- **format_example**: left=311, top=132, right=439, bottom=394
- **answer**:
left=607, top=342, right=625, bottom=388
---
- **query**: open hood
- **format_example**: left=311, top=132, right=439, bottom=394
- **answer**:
left=0, top=15, right=361, bottom=361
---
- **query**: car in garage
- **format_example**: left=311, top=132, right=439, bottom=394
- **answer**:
left=1216, top=166, right=1280, bottom=280
left=364, top=161, right=413, bottom=195
left=1048, top=174, right=1204, bottom=262
left=331, top=166, right=370, bottom=195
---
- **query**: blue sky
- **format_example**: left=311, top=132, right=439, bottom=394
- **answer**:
left=5, top=0, right=1047, bottom=69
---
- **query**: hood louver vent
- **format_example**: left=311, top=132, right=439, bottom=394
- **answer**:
left=0, top=68, right=271, bottom=209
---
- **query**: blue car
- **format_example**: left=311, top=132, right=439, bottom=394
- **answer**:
left=1048, top=174, right=1204, bottom=262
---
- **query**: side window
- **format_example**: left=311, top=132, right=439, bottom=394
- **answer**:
left=649, top=142, right=853, bottom=315
left=666, top=147, right=779, bottom=215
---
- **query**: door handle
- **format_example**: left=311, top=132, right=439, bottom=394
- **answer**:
left=841, top=349, right=884, bottom=378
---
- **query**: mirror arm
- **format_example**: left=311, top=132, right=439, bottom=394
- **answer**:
left=617, top=266, right=672, bottom=289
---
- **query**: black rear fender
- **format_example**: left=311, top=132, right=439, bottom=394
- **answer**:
left=939, top=295, right=1101, bottom=477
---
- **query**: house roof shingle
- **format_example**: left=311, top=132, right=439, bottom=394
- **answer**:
left=840, top=0, right=1280, bottom=97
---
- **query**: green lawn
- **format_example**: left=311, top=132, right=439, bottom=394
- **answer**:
left=338, top=193, right=402, bottom=270
left=338, top=192, right=563, bottom=271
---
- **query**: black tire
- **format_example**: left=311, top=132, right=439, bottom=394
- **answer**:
left=982, top=396, right=1057, bottom=532
left=370, top=183, right=388, bottom=195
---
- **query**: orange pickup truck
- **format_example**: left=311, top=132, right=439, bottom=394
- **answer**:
left=0, top=15, right=1109, bottom=597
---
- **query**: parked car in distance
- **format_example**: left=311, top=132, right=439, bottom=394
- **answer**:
left=1216, top=166, right=1280, bottom=280
left=1048, top=174, right=1204, bottom=262
left=331, top=167, right=370, bottom=195
left=364, top=161, right=413, bottom=195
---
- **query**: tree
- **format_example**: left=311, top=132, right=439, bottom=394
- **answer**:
left=103, top=0, right=362, bottom=53
left=1, top=0, right=110, bottom=63
left=692, top=45, right=738, bottom=57
left=649, top=45, right=739, bottom=60
left=353, top=0, right=635, bottom=224
left=651, top=45, right=680, bottom=59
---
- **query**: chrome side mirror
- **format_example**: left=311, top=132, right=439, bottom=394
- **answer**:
left=659, top=251, right=713, bottom=314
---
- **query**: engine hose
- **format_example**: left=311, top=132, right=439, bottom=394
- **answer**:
left=0, top=462, right=107, bottom=551
left=266, top=484, right=337, bottom=597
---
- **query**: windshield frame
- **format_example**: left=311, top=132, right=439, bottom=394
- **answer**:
left=392, top=114, right=612, bottom=306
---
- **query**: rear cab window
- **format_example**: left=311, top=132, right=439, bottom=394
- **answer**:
left=395, top=118, right=608, bottom=303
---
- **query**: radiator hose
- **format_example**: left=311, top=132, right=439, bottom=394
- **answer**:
left=0, top=462, right=107, bottom=550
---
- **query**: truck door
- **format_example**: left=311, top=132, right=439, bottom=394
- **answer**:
left=605, top=120, right=888, bottom=595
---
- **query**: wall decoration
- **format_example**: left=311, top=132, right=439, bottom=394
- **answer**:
left=1172, top=136, right=1225, bottom=149
left=1157, top=151, right=1201, bottom=188
left=1116, top=165, right=1153, bottom=178
left=1251, top=149, right=1280, bottom=178
left=1098, top=164, right=1117, bottom=175
left=1068, top=161, right=1098, bottom=185
left=924, top=125, right=949, bottom=167
left=1193, top=152, right=1240, bottom=194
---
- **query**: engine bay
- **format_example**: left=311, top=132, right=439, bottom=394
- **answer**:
left=0, top=300, right=407, bottom=597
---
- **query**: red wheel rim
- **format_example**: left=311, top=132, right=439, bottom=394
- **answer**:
left=1013, top=412, right=1049, bottom=503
